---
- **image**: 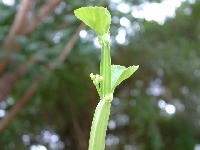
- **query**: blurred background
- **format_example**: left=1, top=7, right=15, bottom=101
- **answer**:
left=0, top=0, right=200, bottom=149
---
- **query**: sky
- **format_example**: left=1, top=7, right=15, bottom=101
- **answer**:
left=2, top=0, right=193, bottom=25
left=110, top=0, right=192, bottom=45
left=114, top=0, right=189, bottom=25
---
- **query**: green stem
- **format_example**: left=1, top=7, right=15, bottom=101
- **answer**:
left=74, top=6, right=138, bottom=150
left=88, top=33, right=112, bottom=150
left=100, top=33, right=111, bottom=98
left=88, top=99, right=111, bottom=150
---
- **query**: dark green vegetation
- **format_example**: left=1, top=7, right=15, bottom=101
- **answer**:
left=0, top=0, right=200, bottom=150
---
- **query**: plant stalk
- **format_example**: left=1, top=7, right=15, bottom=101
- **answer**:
left=88, top=33, right=112, bottom=150
left=88, top=99, right=111, bottom=150
left=100, top=33, right=111, bottom=98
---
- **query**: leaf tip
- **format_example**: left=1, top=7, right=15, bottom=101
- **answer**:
left=133, top=65, right=139, bottom=71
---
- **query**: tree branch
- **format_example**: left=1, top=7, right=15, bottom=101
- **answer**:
left=0, top=58, right=35, bottom=102
left=23, top=0, right=61, bottom=34
left=0, top=24, right=83, bottom=131
left=0, top=24, right=84, bottom=102
left=70, top=104, right=88, bottom=150
left=3, top=0, right=32, bottom=48
left=50, top=23, right=85, bottom=69
left=1, top=0, right=61, bottom=73
left=0, top=81, right=38, bottom=132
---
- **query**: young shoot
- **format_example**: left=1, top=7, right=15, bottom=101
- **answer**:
left=74, top=6, right=139, bottom=150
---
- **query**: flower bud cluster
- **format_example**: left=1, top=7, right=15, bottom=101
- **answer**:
left=90, top=73, right=103, bottom=98
left=90, top=73, right=103, bottom=85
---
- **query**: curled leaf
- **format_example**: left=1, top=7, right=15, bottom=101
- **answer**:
left=111, top=65, right=139, bottom=92
left=74, top=6, right=111, bottom=36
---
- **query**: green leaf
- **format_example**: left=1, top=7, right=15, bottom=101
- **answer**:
left=111, top=65, right=139, bottom=92
left=74, top=6, right=111, bottom=36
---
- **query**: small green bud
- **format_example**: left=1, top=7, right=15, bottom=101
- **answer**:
left=90, top=73, right=95, bottom=80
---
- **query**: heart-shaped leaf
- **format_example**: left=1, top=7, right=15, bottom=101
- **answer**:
left=74, top=6, right=111, bottom=36
left=111, top=65, right=139, bottom=92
